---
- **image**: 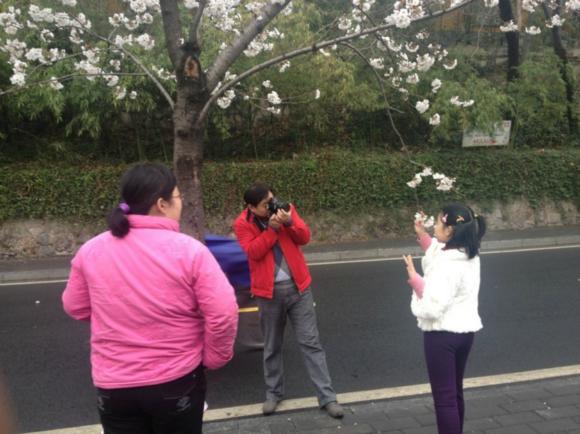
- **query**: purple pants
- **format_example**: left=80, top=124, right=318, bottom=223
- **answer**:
left=424, top=331, right=474, bottom=434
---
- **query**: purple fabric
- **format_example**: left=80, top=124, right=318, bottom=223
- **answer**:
left=423, top=331, right=474, bottom=434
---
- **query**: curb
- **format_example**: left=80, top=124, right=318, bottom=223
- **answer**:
left=1, top=235, right=580, bottom=285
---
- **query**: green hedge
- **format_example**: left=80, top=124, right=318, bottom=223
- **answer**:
left=0, top=148, right=578, bottom=222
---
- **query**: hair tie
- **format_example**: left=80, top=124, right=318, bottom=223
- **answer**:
left=119, top=202, right=130, bottom=214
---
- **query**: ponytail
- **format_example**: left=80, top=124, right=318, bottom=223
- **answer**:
left=442, top=203, right=486, bottom=259
left=107, top=204, right=130, bottom=238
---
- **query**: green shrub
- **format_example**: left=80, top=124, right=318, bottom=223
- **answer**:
left=0, top=148, right=578, bottom=223
left=508, top=54, right=570, bottom=147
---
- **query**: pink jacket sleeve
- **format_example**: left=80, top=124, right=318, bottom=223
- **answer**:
left=62, top=254, right=91, bottom=321
left=408, top=273, right=426, bottom=299
left=417, top=233, right=433, bottom=251
left=192, top=246, right=239, bottom=370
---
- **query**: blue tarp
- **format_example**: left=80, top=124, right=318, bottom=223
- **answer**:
left=205, top=234, right=251, bottom=289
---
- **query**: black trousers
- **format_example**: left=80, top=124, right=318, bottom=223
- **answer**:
left=96, top=365, right=206, bottom=434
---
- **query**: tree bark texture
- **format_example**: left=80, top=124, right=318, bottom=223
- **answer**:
left=173, top=46, right=209, bottom=240
left=173, top=90, right=207, bottom=240
left=543, top=4, right=577, bottom=133
left=498, top=0, right=520, bottom=81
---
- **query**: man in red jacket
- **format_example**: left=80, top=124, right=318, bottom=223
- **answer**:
left=233, top=184, right=343, bottom=419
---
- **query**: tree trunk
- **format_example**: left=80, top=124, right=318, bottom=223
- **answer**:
left=173, top=87, right=208, bottom=241
left=498, top=0, right=520, bottom=81
left=543, top=4, right=578, bottom=133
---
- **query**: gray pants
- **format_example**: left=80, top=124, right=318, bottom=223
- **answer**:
left=256, top=280, right=337, bottom=407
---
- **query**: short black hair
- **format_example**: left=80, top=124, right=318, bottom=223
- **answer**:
left=441, top=203, right=486, bottom=259
left=243, top=183, right=274, bottom=207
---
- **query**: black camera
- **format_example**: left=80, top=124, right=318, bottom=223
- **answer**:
left=268, top=197, right=290, bottom=215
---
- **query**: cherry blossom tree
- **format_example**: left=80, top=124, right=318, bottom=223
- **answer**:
left=1, top=0, right=578, bottom=238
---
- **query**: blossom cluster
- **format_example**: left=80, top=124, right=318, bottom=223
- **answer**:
left=406, top=167, right=456, bottom=192
left=414, top=212, right=435, bottom=228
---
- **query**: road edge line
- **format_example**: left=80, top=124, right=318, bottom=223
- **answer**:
left=26, top=364, right=580, bottom=433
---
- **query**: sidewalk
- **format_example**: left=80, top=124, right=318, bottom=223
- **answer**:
left=202, top=373, right=580, bottom=434
left=1, top=225, right=580, bottom=284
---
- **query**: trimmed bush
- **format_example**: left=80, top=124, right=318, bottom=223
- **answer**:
left=0, top=148, right=578, bottom=223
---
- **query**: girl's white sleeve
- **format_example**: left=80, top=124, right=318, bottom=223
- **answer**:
left=411, top=260, right=460, bottom=321
left=421, top=238, right=441, bottom=270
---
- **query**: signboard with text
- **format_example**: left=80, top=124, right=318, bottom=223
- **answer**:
left=462, top=120, right=511, bottom=147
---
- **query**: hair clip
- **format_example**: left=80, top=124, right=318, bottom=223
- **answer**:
left=441, top=214, right=448, bottom=223
left=119, top=202, right=130, bottom=214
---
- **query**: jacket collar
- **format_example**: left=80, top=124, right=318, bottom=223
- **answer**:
left=127, top=214, right=180, bottom=232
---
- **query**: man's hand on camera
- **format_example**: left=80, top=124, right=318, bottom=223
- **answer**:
left=276, top=208, right=292, bottom=225
left=269, top=213, right=282, bottom=230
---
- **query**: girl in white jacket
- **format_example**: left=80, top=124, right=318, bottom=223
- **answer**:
left=403, top=203, right=486, bottom=434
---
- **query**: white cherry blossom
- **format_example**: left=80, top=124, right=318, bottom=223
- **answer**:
left=114, top=86, right=127, bottom=100
left=525, top=26, right=541, bottom=35
left=279, top=60, right=291, bottom=72
left=49, top=77, right=64, bottom=90
left=443, top=59, right=457, bottom=70
left=415, top=99, right=429, bottom=114
left=370, top=58, right=385, bottom=69
left=500, top=20, right=519, bottom=32
left=267, top=91, right=281, bottom=105
left=429, top=113, right=440, bottom=125
left=184, top=0, right=200, bottom=9
left=10, top=72, right=26, bottom=86
left=406, top=73, right=419, bottom=84
left=431, top=78, right=442, bottom=93
left=136, top=33, right=155, bottom=50
left=546, top=15, right=565, bottom=28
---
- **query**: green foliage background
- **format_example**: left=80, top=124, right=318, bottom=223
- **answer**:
left=1, top=148, right=578, bottom=223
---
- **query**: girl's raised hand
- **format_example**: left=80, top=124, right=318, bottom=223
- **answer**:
left=403, top=255, right=417, bottom=280
left=413, top=212, right=427, bottom=237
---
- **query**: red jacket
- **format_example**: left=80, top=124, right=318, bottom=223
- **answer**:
left=233, top=205, right=312, bottom=299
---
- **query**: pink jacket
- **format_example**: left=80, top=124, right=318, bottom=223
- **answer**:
left=62, top=215, right=238, bottom=389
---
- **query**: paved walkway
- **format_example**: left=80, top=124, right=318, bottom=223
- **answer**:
left=203, top=375, right=580, bottom=434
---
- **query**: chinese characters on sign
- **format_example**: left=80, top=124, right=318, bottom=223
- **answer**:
left=462, top=121, right=511, bottom=147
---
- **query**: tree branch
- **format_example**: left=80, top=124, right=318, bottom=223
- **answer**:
left=206, top=0, right=292, bottom=90
left=188, top=0, right=207, bottom=46
left=340, top=42, right=407, bottom=152
left=196, top=0, right=477, bottom=129
left=159, top=0, right=184, bottom=69
left=110, top=42, right=175, bottom=109
left=0, top=72, right=147, bottom=97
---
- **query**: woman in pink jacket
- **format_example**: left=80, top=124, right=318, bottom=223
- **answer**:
left=62, top=163, right=238, bottom=434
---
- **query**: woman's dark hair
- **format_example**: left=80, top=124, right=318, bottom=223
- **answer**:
left=441, top=203, right=487, bottom=259
left=107, top=163, right=177, bottom=238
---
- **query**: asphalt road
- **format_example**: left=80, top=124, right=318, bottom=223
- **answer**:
left=1, top=246, right=579, bottom=432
